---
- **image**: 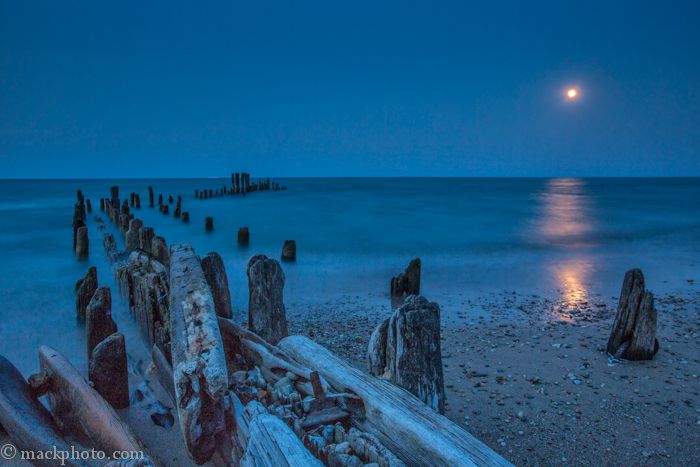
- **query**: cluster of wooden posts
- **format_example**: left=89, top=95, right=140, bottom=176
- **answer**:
left=195, top=173, right=286, bottom=200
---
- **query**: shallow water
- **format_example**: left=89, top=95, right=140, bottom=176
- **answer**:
left=0, top=177, right=698, bottom=376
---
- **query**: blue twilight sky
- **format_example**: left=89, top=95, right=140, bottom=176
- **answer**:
left=1, top=1, right=699, bottom=178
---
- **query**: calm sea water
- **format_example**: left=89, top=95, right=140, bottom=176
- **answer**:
left=1, top=177, right=698, bottom=376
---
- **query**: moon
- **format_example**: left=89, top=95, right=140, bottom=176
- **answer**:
left=567, top=89, right=577, bottom=98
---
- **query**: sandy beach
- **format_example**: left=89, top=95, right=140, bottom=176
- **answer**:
left=282, top=287, right=700, bottom=466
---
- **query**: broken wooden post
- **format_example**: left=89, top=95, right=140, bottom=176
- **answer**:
left=205, top=216, right=214, bottom=231
left=391, top=258, right=421, bottom=301
left=247, top=255, right=288, bottom=345
left=368, top=295, right=445, bottom=414
left=135, top=193, right=141, bottom=208
left=72, top=217, right=85, bottom=251
left=162, top=204, right=169, bottom=215
left=124, top=218, right=143, bottom=253
left=281, top=240, right=296, bottom=262
left=606, top=268, right=659, bottom=360
left=238, top=227, right=249, bottom=244
left=88, top=332, right=129, bottom=409
left=169, top=242, right=228, bottom=464
left=86, top=286, right=118, bottom=361
left=76, top=266, right=98, bottom=322
left=196, top=189, right=199, bottom=198
left=86, top=199, right=92, bottom=213
left=130, top=193, right=135, bottom=207
left=148, top=186, right=154, bottom=207
left=152, top=236, right=169, bottom=270
left=38, top=346, right=155, bottom=464
left=0, top=356, right=87, bottom=467
left=181, top=212, right=190, bottom=222
left=201, top=252, right=233, bottom=319
left=139, top=226, right=155, bottom=252
left=100, top=198, right=105, bottom=210
left=76, top=226, right=89, bottom=259
left=168, top=195, right=173, bottom=204
left=158, top=194, right=163, bottom=206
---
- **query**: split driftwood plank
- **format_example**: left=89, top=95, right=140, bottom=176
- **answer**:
left=279, top=335, right=515, bottom=467
left=0, top=355, right=89, bottom=467
left=37, top=346, right=156, bottom=466
left=169, top=242, right=228, bottom=464
left=239, top=401, right=325, bottom=467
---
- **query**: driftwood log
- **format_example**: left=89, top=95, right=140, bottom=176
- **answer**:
left=606, top=268, right=659, bottom=360
left=0, top=356, right=89, bottom=467
left=279, top=336, right=514, bottom=467
left=37, top=346, right=156, bottom=465
left=169, top=242, right=228, bottom=464
left=238, top=401, right=325, bottom=467
left=247, top=255, right=288, bottom=345
left=368, top=295, right=445, bottom=414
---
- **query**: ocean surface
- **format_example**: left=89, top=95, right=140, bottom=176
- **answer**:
left=1, top=177, right=698, bottom=376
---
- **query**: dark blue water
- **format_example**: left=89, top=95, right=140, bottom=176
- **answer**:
left=1, top=177, right=698, bottom=376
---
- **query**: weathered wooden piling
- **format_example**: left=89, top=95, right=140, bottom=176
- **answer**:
left=76, top=266, right=98, bottom=322
left=88, top=332, right=129, bottom=409
left=205, top=216, right=214, bottom=231
left=209, top=189, right=213, bottom=198
left=72, top=217, right=85, bottom=251
left=86, top=286, right=118, bottom=361
left=152, top=236, right=169, bottom=269
left=119, top=214, right=129, bottom=237
left=281, top=240, right=296, bottom=262
left=158, top=194, right=163, bottom=206
left=181, top=212, right=190, bottom=222
left=86, top=199, right=92, bottom=213
left=121, top=199, right=130, bottom=217
left=148, top=186, right=154, bottom=207
left=174, top=202, right=181, bottom=218
left=196, top=189, right=199, bottom=198
left=391, top=258, right=421, bottom=301
left=124, top=218, right=143, bottom=252
left=201, top=252, right=233, bottom=319
left=76, top=226, right=89, bottom=259
left=110, top=186, right=119, bottom=210
left=100, top=198, right=105, bottom=210
left=102, top=233, right=119, bottom=263
left=135, top=193, right=141, bottom=208
left=247, top=255, right=288, bottom=345
left=162, top=205, right=169, bottom=215
left=238, top=227, right=250, bottom=244
left=606, top=269, right=659, bottom=360
left=204, top=190, right=207, bottom=199
left=368, top=295, right=445, bottom=414
left=130, top=193, right=135, bottom=207
left=168, top=195, right=173, bottom=204
left=169, top=242, right=228, bottom=464
left=139, top=226, right=155, bottom=252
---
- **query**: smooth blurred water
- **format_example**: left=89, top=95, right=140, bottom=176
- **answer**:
left=1, top=177, right=698, bottom=375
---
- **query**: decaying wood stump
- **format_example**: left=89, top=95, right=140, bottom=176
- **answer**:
left=74, top=225, right=89, bottom=260
left=238, top=227, right=250, bottom=244
left=247, top=255, right=289, bottom=345
left=202, top=252, right=233, bottom=319
left=88, top=333, right=129, bottom=409
left=368, top=295, right=445, bottom=414
left=281, top=240, right=296, bottom=262
left=205, top=216, right=214, bottom=231
left=124, top=218, right=143, bottom=253
left=182, top=212, right=190, bottom=222
left=152, top=236, right=169, bottom=270
left=606, top=268, right=659, bottom=361
left=148, top=186, right=154, bottom=207
left=169, top=242, right=228, bottom=464
left=86, top=286, right=118, bottom=361
left=76, top=266, right=98, bottom=322
left=139, top=226, right=155, bottom=252
left=390, top=258, right=421, bottom=300
left=102, top=233, right=120, bottom=264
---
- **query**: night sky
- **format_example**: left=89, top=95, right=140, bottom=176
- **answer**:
left=1, top=1, right=698, bottom=178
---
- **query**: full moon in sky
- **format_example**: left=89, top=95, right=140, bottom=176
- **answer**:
left=568, top=89, right=577, bottom=98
